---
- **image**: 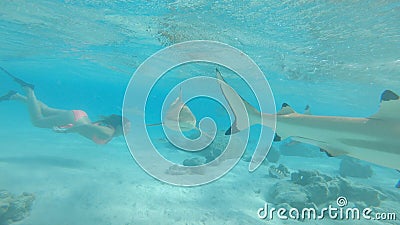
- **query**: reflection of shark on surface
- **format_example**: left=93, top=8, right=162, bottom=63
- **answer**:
left=216, top=69, right=400, bottom=185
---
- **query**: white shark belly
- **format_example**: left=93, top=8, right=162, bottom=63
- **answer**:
left=344, top=144, right=400, bottom=170
left=275, top=115, right=400, bottom=170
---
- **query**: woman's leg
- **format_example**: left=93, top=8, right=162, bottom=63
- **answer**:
left=23, top=87, right=43, bottom=125
left=12, top=92, right=68, bottom=116
left=17, top=88, right=75, bottom=128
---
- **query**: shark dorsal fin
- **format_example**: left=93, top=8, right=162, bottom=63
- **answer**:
left=369, top=90, right=400, bottom=120
left=304, top=105, right=311, bottom=115
left=277, top=103, right=296, bottom=115
left=381, top=90, right=399, bottom=101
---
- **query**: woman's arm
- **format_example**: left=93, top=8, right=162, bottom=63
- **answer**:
left=54, top=124, right=115, bottom=142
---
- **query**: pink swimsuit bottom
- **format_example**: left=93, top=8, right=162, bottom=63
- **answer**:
left=72, top=110, right=88, bottom=121
left=58, top=110, right=88, bottom=129
left=58, top=110, right=112, bottom=145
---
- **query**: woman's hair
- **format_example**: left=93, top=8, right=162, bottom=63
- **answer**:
left=96, top=114, right=130, bottom=129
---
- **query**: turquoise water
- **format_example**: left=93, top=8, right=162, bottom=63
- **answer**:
left=1, top=1, right=399, bottom=224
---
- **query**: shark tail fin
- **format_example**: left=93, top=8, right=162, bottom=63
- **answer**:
left=216, top=68, right=261, bottom=135
left=225, top=99, right=260, bottom=135
left=225, top=123, right=240, bottom=135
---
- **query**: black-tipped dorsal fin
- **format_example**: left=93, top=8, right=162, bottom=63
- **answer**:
left=369, top=90, right=400, bottom=120
left=381, top=90, right=399, bottom=102
left=304, top=105, right=311, bottom=115
left=277, top=103, right=296, bottom=115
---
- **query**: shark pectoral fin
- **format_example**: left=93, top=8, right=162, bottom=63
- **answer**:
left=274, top=132, right=290, bottom=141
left=291, top=136, right=347, bottom=157
left=273, top=133, right=282, bottom=142
left=319, top=147, right=347, bottom=157
left=369, top=90, right=400, bottom=120
left=320, top=148, right=335, bottom=157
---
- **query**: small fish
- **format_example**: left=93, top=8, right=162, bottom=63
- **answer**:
left=396, top=180, right=400, bottom=188
left=268, top=164, right=290, bottom=179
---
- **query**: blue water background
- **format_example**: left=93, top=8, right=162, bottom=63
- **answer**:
left=0, top=1, right=399, bottom=224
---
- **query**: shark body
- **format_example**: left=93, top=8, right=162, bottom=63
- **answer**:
left=147, top=88, right=197, bottom=132
left=216, top=69, right=400, bottom=171
left=163, top=88, right=197, bottom=132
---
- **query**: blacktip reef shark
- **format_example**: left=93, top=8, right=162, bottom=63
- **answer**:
left=215, top=69, right=400, bottom=183
left=146, top=88, right=214, bottom=145
left=147, top=88, right=197, bottom=132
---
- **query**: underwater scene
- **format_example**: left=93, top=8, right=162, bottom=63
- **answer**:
left=0, top=0, right=399, bottom=224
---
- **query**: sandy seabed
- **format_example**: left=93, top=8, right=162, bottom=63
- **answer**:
left=1, top=128, right=399, bottom=225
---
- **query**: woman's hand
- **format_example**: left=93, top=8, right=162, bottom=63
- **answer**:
left=52, top=126, right=68, bottom=133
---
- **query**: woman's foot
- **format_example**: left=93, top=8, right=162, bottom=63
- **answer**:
left=0, top=90, right=17, bottom=102
left=13, top=76, right=35, bottom=89
left=0, top=66, right=34, bottom=89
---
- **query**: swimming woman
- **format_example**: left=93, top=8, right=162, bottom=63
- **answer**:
left=0, top=67, right=130, bottom=144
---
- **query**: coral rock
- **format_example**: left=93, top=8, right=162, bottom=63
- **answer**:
left=339, top=157, right=373, bottom=178
left=0, top=190, right=35, bottom=225
left=182, top=157, right=205, bottom=166
left=268, top=181, right=309, bottom=209
left=267, top=170, right=386, bottom=211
